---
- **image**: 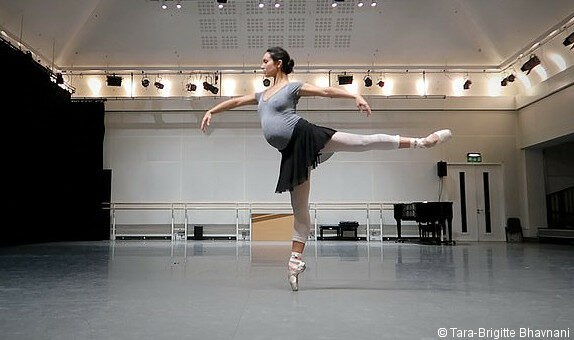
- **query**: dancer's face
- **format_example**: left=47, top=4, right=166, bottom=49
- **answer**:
left=261, top=52, right=282, bottom=78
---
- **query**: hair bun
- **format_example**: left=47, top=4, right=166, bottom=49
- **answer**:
left=286, top=59, right=295, bottom=74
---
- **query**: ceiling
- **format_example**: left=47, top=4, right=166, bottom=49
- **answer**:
left=0, top=0, right=573, bottom=70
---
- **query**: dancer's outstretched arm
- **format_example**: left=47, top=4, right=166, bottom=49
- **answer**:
left=200, top=94, right=257, bottom=133
left=299, top=83, right=371, bottom=116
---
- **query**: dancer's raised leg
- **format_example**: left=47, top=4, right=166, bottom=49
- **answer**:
left=320, top=129, right=451, bottom=153
left=288, top=170, right=311, bottom=291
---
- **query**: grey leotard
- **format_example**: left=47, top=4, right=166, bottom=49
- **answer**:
left=254, top=82, right=304, bottom=150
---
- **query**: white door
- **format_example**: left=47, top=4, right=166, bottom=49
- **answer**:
left=446, top=165, right=506, bottom=241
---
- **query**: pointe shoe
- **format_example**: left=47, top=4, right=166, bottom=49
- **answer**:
left=414, top=129, right=452, bottom=148
left=434, top=129, right=452, bottom=144
left=288, top=258, right=307, bottom=291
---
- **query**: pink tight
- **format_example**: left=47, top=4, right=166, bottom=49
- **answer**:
left=290, top=131, right=403, bottom=244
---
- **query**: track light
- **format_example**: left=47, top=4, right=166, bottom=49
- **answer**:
left=377, top=80, right=384, bottom=87
left=520, top=55, right=541, bottom=75
left=364, top=76, right=372, bottom=87
left=371, top=1, right=377, bottom=7
left=186, top=82, right=197, bottom=91
left=507, top=74, right=515, bottom=82
left=203, top=81, right=219, bottom=94
left=217, top=0, right=226, bottom=9
left=161, top=1, right=167, bottom=9
left=338, top=74, right=353, bottom=85
left=274, top=2, right=280, bottom=8
left=107, top=75, right=122, bottom=87
left=564, top=32, right=574, bottom=48
left=176, top=1, right=182, bottom=9
left=154, top=81, right=164, bottom=90
left=501, top=78, right=508, bottom=87
left=263, top=78, right=271, bottom=87
left=56, top=73, right=64, bottom=85
left=141, top=77, right=150, bottom=87
left=357, top=1, right=364, bottom=7
left=463, top=79, right=472, bottom=90
left=332, top=0, right=344, bottom=7
left=258, top=1, right=264, bottom=8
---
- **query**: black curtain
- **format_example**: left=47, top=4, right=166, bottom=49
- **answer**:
left=2, top=38, right=106, bottom=245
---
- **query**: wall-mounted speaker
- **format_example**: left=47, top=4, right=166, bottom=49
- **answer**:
left=437, top=161, right=447, bottom=177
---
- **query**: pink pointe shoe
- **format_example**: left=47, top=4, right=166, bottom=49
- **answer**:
left=414, top=129, right=452, bottom=148
left=288, top=256, right=307, bottom=291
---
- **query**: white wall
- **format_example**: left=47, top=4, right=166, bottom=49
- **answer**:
left=517, top=84, right=574, bottom=148
left=516, top=83, right=574, bottom=236
left=104, top=100, right=521, bottom=231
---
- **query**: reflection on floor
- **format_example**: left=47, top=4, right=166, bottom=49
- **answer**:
left=1, top=240, right=573, bottom=339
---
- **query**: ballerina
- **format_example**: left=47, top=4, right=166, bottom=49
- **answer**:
left=200, top=47, right=451, bottom=291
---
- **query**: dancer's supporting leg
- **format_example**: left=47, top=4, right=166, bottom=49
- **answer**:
left=288, top=168, right=311, bottom=291
left=320, top=129, right=451, bottom=153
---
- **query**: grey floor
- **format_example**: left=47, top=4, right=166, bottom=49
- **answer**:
left=1, top=240, right=573, bottom=340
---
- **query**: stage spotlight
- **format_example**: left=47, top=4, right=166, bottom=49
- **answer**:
left=56, top=73, right=64, bottom=85
left=161, top=1, right=167, bottom=9
left=107, top=75, right=122, bottom=87
left=258, top=1, right=264, bottom=8
left=263, top=78, right=271, bottom=87
left=154, top=81, right=164, bottom=90
left=507, top=74, right=515, bottom=82
left=357, top=1, right=364, bottom=7
left=364, top=76, right=372, bottom=87
left=501, top=77, right=508, bottom=86
left=176, top=1, right=182, bottom=9
left=371, top=1, right=377, bottom=7
left=217, top=0, right=226, bottom=9
left=463, top=79, right=472, bottom=90
left=274, top=2, right=280, bottom=8
left=377, top=80, right=385, bottom=87
left=203, top=81, right=219, bottom=94
left=564, top=32, right=574, bottom=48
left=186, top=83, right=197, bottom=92
left=338, top=74, right=353, bottom=85
left=141, top=77, right=150, bottom=87
left=332, top=1, right=338, bottom=7
left=520, top=55, right=540, bottom=75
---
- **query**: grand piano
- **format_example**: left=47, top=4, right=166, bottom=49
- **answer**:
left=393, top=202, right=454, bottom=245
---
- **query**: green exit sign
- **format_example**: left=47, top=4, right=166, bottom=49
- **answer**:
left=467, top=153, right=482, bottom=162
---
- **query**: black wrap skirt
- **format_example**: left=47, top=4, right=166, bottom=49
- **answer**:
left=275, top=118, right=337, bottom=193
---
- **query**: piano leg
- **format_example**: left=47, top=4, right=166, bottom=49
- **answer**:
left=447, top=217, right=454, bottom=245
left=439, top=217, right=455, bottom=245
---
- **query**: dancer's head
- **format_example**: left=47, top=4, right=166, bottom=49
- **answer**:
left=261, top=47, right=294, bottom=78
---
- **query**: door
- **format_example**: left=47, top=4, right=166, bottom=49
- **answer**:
left=446, top=165, right=505, bottom=241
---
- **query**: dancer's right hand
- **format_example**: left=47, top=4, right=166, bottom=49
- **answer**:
left=200, top=111, right=212, bottom=133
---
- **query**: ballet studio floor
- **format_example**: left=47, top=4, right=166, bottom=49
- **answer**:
left=1, top=240, right=572, bottom=340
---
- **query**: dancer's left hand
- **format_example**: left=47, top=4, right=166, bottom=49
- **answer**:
left=356, top=95, right=371, bottom=116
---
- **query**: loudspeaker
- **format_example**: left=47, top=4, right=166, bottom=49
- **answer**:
left=194, top=226, right=204, bottom=240
left=437, top=161, right=447, bottom=177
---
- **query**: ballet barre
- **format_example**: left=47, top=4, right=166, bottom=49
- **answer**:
left=106, top=201, right=399, bottom=241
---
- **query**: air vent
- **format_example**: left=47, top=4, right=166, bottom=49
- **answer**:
left=315, top=18, right=332, bottom=32
left=314, top=35, right=331, bottom=48
left=201, top=36, right=218, bottom=49
left=334, top=35, right=351, bottom=48
left=335, top=17, right=353, bottom=32
left=288, top=35, right=305, bottom=48
left=289, top=18, right=305, bottom=32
